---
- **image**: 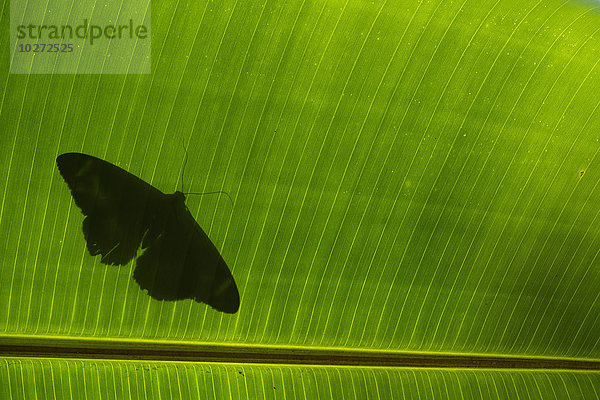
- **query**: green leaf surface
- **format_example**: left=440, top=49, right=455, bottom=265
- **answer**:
left=2, top=0, right=600, bottom=397
left=3, top=359, right=600, bottom=399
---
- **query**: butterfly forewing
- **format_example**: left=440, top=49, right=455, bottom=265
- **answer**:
left=57, top=153, right=162, bottom=265
left=133, top=192, right=239, bottom=313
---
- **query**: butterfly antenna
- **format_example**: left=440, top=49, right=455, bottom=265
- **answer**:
left=185, top=191, right=234, bottom=208
left=179, top=140, right=233, bottom=208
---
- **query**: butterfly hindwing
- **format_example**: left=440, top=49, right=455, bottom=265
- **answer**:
left=56, top=152, right=240, bottom=313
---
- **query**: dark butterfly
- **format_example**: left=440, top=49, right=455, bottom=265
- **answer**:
left=56, top=152, right=239, bottom=313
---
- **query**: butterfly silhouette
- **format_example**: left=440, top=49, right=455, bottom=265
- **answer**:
left=56, top=152, right=239, bottom=313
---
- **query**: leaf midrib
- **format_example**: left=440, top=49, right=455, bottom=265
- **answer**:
left=1, top=334, right=599, bottom=370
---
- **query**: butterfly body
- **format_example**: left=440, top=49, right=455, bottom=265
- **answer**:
left=57, top=152, right=239, bottom=314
